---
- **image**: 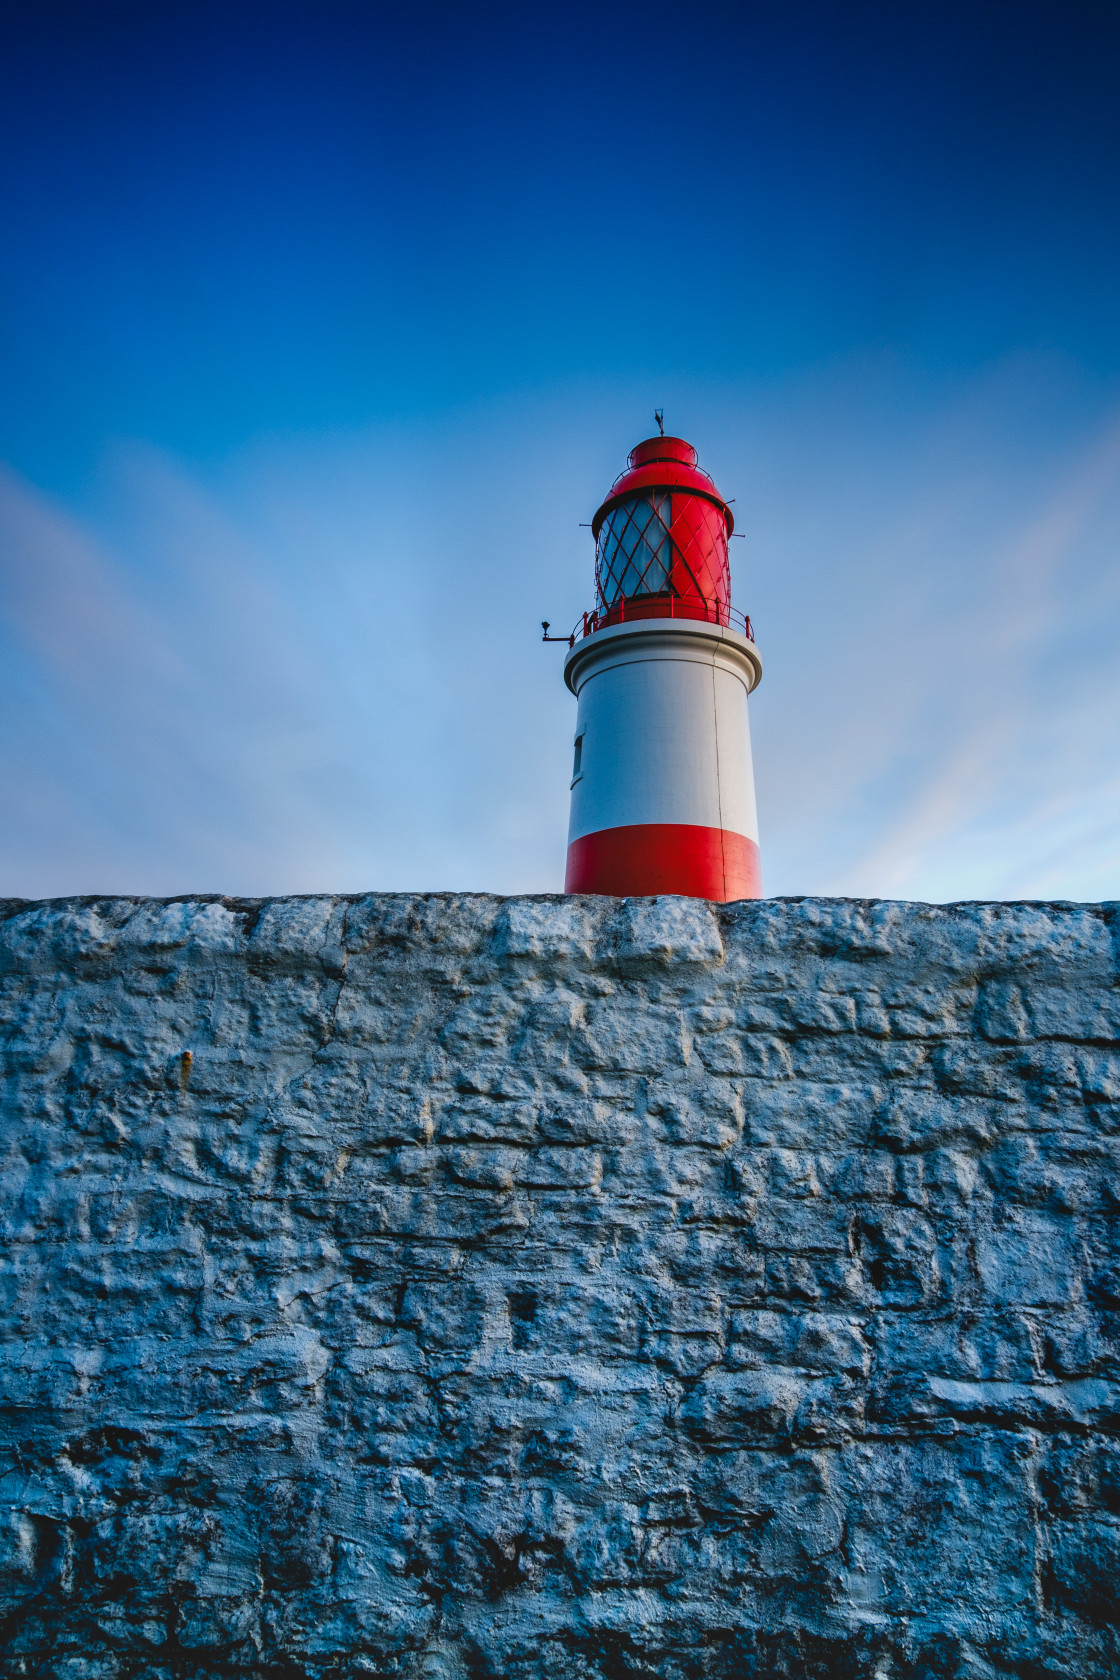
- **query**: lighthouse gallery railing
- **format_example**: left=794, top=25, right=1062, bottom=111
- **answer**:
left=559, top=594, right=755, bottom=651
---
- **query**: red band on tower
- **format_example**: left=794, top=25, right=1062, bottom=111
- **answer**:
left=565, top=824, right=761, bottom=902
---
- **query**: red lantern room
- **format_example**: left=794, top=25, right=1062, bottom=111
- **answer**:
left=590, top=434, right=734, bottom=629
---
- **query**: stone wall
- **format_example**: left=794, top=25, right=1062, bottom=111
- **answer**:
left=2, top=891, right=1120, bottom=1679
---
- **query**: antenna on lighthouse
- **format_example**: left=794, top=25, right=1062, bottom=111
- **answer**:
left=654, top=409, right=665, bottom=436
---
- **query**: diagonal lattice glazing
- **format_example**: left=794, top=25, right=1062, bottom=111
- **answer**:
left=596, top=493, right=673, bottom=604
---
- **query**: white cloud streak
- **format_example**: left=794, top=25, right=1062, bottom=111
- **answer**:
left=1, top=359, right=1118, bottom=901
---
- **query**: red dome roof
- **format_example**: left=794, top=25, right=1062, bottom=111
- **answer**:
left=628, top=436, right=697, bottom=468
left=591, top=435, right=734, bottom=540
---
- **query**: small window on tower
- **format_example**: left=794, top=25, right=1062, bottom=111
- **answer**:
left=572, top=734, right=584, bottom=782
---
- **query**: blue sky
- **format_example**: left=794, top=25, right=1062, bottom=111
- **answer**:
left=2, top=1, right=1119, bottom=899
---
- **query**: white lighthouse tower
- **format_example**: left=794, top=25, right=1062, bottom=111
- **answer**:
left=559, top=431, right=762, bottom=901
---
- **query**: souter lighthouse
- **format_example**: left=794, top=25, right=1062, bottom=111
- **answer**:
left=559, top=427, right=762, bottom=901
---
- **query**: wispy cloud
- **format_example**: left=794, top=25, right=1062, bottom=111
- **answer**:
left=0, top=458, right=349, bottom=892
left=0, top=427, right=576, bottom=898
left=1, top=363, right=1118, bottom=902
left=757, top=382, right=1120, bottom=901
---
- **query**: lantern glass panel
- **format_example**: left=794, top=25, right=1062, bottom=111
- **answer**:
left=597, top=493, right=672, bottom=605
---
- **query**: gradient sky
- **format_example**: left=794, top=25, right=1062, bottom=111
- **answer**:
left=2, top=0, right=1119, bottom=901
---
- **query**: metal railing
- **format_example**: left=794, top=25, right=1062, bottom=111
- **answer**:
left=543, top=595, right=755, bottom=650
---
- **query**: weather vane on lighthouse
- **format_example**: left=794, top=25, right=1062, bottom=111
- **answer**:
left=543, top=421, right=762, bottom=901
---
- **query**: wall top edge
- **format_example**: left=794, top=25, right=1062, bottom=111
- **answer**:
left=0, top=891, right=1116, bottom=983
left=1, top=891, right=1118, bottom=914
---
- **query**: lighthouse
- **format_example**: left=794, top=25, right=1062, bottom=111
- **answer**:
left=560, top=431, right=762, bottom=901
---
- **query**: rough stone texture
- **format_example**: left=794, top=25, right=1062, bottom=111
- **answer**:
left=2, top=893, right=1120, bottom=1679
